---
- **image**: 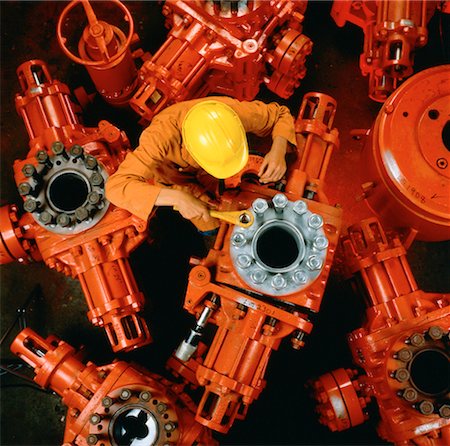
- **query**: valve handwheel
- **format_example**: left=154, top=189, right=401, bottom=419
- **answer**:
left=57, top=0, right=134, bottom=67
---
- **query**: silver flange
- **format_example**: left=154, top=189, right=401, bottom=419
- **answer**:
left=230, top=194, right=329, bottom=296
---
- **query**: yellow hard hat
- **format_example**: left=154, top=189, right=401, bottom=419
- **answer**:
left=182, top=100, right=248, bottom=179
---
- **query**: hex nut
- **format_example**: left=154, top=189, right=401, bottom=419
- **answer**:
left=293, top=270, right=308, bottom=284
left=306, top=255, right=322, bottom=271
left=308, top=214, right=323, bottom=229
left=139, top=391, right=151, bottom=402
left=401, top=387, right=417, bottom=402
left=394, top=368, right=410, bottom=382
left=237, top=254, right=252, bottom=269
left=271, top=274, right=287, bottom=290
left=428, top=326, right=443, bottom=340
left=397, top=348, right=413, bottom=362
left=51, top=141, right=65, bottom=155
left=252, top=198, right=268, bottom=215
left=251, top=270, right=267, bottom=284
left=102, top=397, right=113, bottom=407
left=120, top=388, right=132, bottom=400
left=231, top=233, right=246, bottom=247
left=293, top=200, right=307, bottom=215
left=418, top=400, right=434, bottom=415
left=313, top=236, right=329, bottom=250
left=410, top=333, right=425, bottom=347
left=439, top=404, right=450, bottom=418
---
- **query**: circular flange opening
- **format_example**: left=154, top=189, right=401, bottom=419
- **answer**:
left=409, top=348, right=450, bottom=396
left=47, top=171, right=90, bottom=212
left=111, top=407, right=159, bottom=446
left=253, top=221, right=305, bottom=273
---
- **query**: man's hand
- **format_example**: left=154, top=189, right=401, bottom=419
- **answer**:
left=258, top=136, right=288, bottom=184
left=176, top=191, right=211, bottom=221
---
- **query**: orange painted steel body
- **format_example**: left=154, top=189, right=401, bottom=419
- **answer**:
left=311, top=218, right=450, bottom=445
left=57, top=0, right=139, bottom=106
left=360, top=65, right=450, bottom=241
left=129, top=0, right=312, bottom=122
left=331, top=0, right=437, bottom=102
left=11, top=328, right=216, bottom=446
left=167, top=93, right=342, bottom=433
left=0, top=60, right=151, bottom=353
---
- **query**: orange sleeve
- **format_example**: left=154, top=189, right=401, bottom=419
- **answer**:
left=105, top=116, right=181, bottom=221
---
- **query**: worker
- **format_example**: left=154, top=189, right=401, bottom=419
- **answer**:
left=105, top=96, right=296, bottom=231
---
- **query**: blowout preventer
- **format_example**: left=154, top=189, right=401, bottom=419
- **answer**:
left=331, top=0, right=438, bottom=101
left=167, top=92, right=342, bottom=434
left=0, top=60, right=151, bottom=353
left=310, top=219, right=450, bottom=445
left=11, top=328, right=216, bottom=446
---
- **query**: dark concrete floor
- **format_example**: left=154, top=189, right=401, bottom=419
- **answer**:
left=1, top=1, right=449, bottom=446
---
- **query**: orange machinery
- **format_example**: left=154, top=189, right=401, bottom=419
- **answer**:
left=0, top=60, right=151, bottom=353
left=57, top=0, right=313, bottom=123
left=10, top=328, right=215, bottom=446
left=166, top=92, right=343, bottom=433
left=310, top=218, right=450, bottom=445
left=331, top=0, right=438, bottom=102
left=359, top=65, right=450, bottom=241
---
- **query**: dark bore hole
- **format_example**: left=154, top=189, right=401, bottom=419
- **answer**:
left=442, top=121, right=450, bottom=152
left=113, top=409, right=150, bottom=446
left=428, top=109, right=440, bottom=120
left=256, top=226, right=299, bottom=269
left=409, top=349, right=450, bottom=396
left=49, top=172, right=88, bottom=212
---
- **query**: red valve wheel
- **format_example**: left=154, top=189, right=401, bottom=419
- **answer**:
left=57, top=0, right=134, bottom=67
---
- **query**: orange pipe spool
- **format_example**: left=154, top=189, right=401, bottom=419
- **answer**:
left=311, top=219, right=450, bottom=445
left=57, top=0, right=138, bottom=106
left=3, top=59, right=152, bottom=353
left=168, top=92, right=343, bottom=433
left=331, top=0, right=438, bottom=101
left=11, top=328, right=216, bottom=446
left=361, top=65, right=450, bottom=241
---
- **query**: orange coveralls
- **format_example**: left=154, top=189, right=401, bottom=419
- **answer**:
left=105, top=96, right=296, bottom=228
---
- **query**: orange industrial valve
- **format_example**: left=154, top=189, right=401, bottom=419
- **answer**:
left=310, top=218, right=450, bottom=445
left=131, top=0, right=312, bottom=122
left=10, top=328, right=216, bottom=446
left=0, top=60, right=151, bottom=353
left=359, top=65, right=450, bottom=241
left=57, top=0, right=139, bottom=106
left=167, top=92, right=342, bottom=433
left=331, top=0, right=438, bottom=101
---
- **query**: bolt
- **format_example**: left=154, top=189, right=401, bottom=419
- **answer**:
left=23, top=198, right=38, bottom=213
left=293, top=270, right=308, bottom=285
left=89, top=413, right=102, bottom=425
left=401, top=387, right=418, bottom=402
left=251, top=269, right=267, bottom=284
left=308, top=214, right=323, bottom=229
left=86, top=434, right=98, bottom=445
left=164, top=421, right=176, bottom=432
left=394, top=368, right=410, bottom=382
left=75, top=207, right=89, bottom=222
left=90, top=172, right=104, bottom=187
left=36, top=150, right=52, bottom=166
left=22, top=164, right=37, bottom=178
left=313, top=236, right=329, bottom=250
left=231, top=233, right=246, bottom=247
left=120, top=388, right=132, bottom=400
left=418, top=400, right=435, bottom=415
left=306, top=255, right=322, bottom=271
left=70, top=145, right=84, bottom=159
left=239, top=212, right=251, bottom=225
left=85, top=155, right=98, bottom=170
left=397, top=348, right=413, bottom=362
left=428, top=326, right=443, bottom=340
left=51, top=141, right=67, bottom=158
left=439, top=404, right=450, bottom=418
left=252, top=198, right=268, bottom=215
left=39, top=211, right=54, bottom=225
left=102, top=397, right=113, bottom=407
left=18, top=182, right=32, bottom=196
left=139, top=391, right=151, bottom=402
left=293, top=200, right=307, bottom=215
left=237, top=254, right=252, bottom=269
left=409, top=333, right=425, bottom=347
left=157, top=402, right=167, bottom=414
left=88, top=191, right=101, bottom=205
left=56, top=213, right=71, bottom=227
left=271, top=273, right=287, bottom=290
left=272, top=193, right=288, bottom=211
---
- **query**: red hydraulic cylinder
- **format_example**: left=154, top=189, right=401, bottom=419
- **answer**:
left=167, top=92, right=342, bottom=433
left=310, top=219, right=450, bottom=445
left=11, top=328, right=216, bottom=446
left=0, top=59, right=151, bottom=353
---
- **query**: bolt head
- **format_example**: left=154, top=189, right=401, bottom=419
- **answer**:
left=139, top=391, right=151, bottom=402
left=252, top=198, right=268, bottom=215
left=75, top=207, right=89, bottom=222
left=313, top=236, right=329, bottom=250
left=271, top=273, right=287, bottom=290
left=102, top=396, right=113, bottom=407
left=90, top=172, right=104, bottom=187
left=120, top=388, right=132, bottom=400
left=88, top=191, right=101, bottom=205
left=69, top=144, right=84, bottom=158
left=89, top=413, right=101, bottom=425
left=231, top=233, right=246, bottom=247
left=56, top=213, right=71, bottom=227
left=397, top=348, right=413, bottom=362
left=51, top=141, right=65, bottom=155
left=409, top=333, right=425, bottom=347
left=23, top=199, right=38, bottom=213
left=22, top=164, right=36, bottom=177
left=85, top=155, right=98, bottom=170
left=36, top=150, right=49, bottom=163
left=308, top=214, right=323, bottom=229
left=394, top=368, right=410, bottom=382
left=402, top=387, right=417, bottom=402
left=293, top=200, right=307, bottom=215
left=157, top=403, right=167, bottom=414
left=237, top=254, right=252, bottom=269
left=306, top=255, right=322, bottom=271
left=164, top=422, right=176, bottom=432
left=418, top=400, right=435, bottom=415
left=18, top=182, right=32, bottom=196
left=86, top=434, right=98, bottom=445
left=428, top=326, right=443, bottom=340
left=439, top=404, right=450, bottom=418
left=293, top=270, right=308, bottom=285
left=272, top=193, right=288, bottom=209
left=39, top=211, right=53, bottom=225
left=251, top=269, right=267, bottom=284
